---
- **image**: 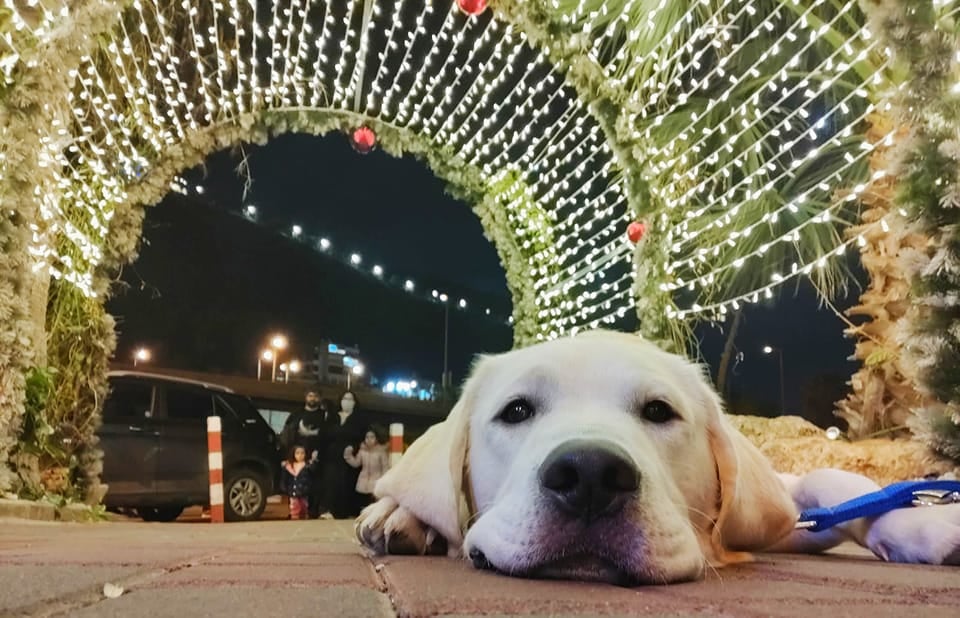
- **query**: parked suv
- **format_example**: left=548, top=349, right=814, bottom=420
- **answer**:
left=97, top=371, right=281, bottom=522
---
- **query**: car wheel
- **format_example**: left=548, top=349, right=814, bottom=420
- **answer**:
left=138, top=506, right=184, bottom=522
left=225, top=469, right=267, bottom=522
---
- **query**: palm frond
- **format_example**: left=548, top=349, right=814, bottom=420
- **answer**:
left=606, top=0, right=882, bottom=318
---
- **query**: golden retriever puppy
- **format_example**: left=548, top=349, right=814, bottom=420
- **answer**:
left=356, top=330, right=960, bottom=584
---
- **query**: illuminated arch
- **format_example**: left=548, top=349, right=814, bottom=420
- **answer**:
left=1, top=0, right=900, bottom=498
left=30, top=0, right=636, bottom=345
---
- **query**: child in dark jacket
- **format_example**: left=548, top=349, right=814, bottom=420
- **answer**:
left=280, top=446, right=316, bottom=519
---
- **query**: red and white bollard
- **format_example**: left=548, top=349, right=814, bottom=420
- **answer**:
left=207, top=416, right=225, bottom=523
left=389, top=423, right=404, bottom=467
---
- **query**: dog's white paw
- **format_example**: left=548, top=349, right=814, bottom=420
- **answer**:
left=355, top=497, right=447, bottom=556
left=865, top=503, right=960, bottom=565
left=356, top=497, right=399, bottom=554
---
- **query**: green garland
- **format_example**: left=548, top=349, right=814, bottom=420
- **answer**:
left=0, top=197, right=33, bottom=493
left=867, top=0, right=960, bottom=462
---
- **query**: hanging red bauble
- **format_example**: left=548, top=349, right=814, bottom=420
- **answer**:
left=351, top=126, right=376, bottom=154
left=457, top=0, right=488, bottom=16
left=627, top=221, right=647, bottom=244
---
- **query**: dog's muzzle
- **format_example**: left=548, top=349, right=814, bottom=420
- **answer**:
left=538, top=439, right=640, bottom=522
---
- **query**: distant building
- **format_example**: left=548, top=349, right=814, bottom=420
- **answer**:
left=300, top=341, right=438, bottom=402
left=305, top=341, right=368, bottom=387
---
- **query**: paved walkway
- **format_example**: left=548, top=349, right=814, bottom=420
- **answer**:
left=2, top=517, right=959, bottom=617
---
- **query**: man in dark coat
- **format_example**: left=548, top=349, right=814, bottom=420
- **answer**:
left=280, top=387, right=337, bottom=518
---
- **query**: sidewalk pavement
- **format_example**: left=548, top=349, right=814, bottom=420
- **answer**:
left=2, top=517, right=959, bottom=617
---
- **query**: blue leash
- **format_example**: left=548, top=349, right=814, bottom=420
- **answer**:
left=795, top=480, right=960, bottom=532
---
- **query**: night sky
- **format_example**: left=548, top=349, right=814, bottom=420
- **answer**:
left=106, top=132, right=862, bottom=427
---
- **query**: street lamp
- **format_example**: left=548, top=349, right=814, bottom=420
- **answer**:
left=133, top=347, right=151, bottom=367
left=439, top=293, right=450, bottom=390
left=283, top=359, right=302, bottom=384
left=762, top=345, right=786, bottom=414
left=269, top=334, right=288, bottom=382
left=347, top=363, right=365, bottom=390
left=257, top=349, right=273, bottom=381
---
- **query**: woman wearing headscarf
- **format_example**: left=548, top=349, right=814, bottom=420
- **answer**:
left=322, top=390, right=369, bottom=518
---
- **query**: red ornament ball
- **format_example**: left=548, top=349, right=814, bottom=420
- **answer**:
left=351, top=126, right=376, bottom=154
left=457, top=0, right=488, bottom=16
left=627, top=221, right=647, bottom=244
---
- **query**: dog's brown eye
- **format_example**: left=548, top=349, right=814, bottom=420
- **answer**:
left=641, top=400, right=678, bottom=424
left=498, top=398, right=536, bottom=424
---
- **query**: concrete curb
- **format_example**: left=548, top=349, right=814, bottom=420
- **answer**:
left=0, top=498, right=100, bottom=522
left=0, top=498, right=56, bottom=521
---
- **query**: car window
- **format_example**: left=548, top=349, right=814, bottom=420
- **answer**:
left=260, top=409, right=290, bottom=434
left=103, top=380, right=154, bottom=419
left=214, top=395, right=241, bottom=421
left=219, top=394, right=277, bottom=434
left=164, top=386, right=215, bottom=421
left=226, top=393, right=263, bottom=418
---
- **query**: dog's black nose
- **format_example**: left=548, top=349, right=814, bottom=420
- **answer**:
left=469, top=546, right=494, bottom=570
left=538, top=439, right=639, bottom=521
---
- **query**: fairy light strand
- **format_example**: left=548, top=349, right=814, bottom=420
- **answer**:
left=11, top=0, right=885, bottom=336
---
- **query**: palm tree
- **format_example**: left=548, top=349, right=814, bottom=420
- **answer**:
left=835, top=112, right=932, bottom=438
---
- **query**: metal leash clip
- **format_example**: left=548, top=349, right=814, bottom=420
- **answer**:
left=912, top=489, right=960, bottom=507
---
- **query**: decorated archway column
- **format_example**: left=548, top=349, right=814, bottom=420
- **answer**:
left=0, top=1, right=124, bottom=493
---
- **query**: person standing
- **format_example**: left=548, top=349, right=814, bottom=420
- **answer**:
left=344, top=427, right=390, bottom=507
left=280, top=446, right=315, bottom=520
left=280, top=387, right=336, bottom=518
left=323, top=391, right=368, bottom=518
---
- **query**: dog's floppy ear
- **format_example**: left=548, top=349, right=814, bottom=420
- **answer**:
left=372, top=361, right=483, bottom=548
left=701, top=382, right=798, bottom=561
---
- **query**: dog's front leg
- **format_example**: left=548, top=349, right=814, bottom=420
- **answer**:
left=770, top=468, right=960, bottom=565
left=355, top=497, right=449, bottom=556
left=765, top=469, right=874, bottom=555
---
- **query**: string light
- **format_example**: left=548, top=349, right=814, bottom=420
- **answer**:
left=669, top=213, right=894, bottom=321
left=642, top=1, right=883, bottom=321
left=22, top=0, right=630, bottom=337
left=9, top=0, right=891, bottom=335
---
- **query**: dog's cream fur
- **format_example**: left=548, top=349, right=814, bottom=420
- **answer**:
left=356, top=330, right=960, bottom=584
